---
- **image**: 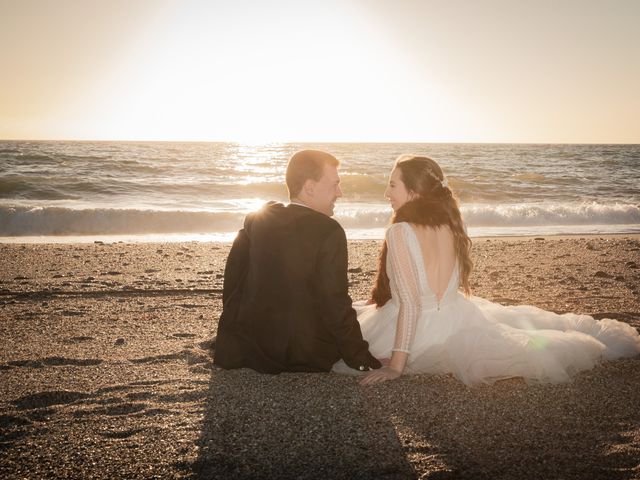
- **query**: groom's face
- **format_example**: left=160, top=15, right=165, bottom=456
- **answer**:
left=307, top=164, right=343, bottom=216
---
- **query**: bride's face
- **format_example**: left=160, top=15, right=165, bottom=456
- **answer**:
left=385, top=168, right=415, bottom=211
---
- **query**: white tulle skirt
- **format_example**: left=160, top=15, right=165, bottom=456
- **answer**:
left=334, top=294, right=640, bottom=385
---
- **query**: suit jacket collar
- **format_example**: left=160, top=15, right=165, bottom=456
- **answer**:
left=288, top=201, right=313, bottom=210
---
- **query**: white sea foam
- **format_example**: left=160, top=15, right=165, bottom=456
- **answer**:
left=0, top=206, right=242, bottom=236
left=335, top=201, right=640, bottom=228
left=1, top=202, right=638, bottom=237
left=461, top=202, right=640, bottom=227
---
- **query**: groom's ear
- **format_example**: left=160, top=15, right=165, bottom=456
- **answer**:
left=302, top=178, right=315, bottom=197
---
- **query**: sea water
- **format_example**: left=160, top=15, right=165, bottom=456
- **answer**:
left=1, top=141, right=638, bottom=242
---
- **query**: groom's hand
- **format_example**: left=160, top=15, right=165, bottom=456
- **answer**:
left=359, top=366, right=401, bottom=385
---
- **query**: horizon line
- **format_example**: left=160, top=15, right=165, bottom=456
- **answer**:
left=2, top=137, right=639, bottom=146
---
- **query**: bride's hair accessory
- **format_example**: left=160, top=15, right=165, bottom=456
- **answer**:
left=425, top=168, right=448, bottom=190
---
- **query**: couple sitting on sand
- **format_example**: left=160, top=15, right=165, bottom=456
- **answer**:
left=214, top=150, right=640, bottom=385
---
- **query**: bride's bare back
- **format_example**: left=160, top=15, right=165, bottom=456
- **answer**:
left=410, top=224, right=456, bottom=301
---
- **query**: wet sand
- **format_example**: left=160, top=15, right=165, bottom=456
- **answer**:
left=1, top=236, right=639, bottom=479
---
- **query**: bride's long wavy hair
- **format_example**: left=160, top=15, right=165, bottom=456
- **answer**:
left=371, top=155, right=473, bottom=307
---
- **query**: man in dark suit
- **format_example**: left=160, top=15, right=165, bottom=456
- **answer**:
left=214, top=150, right=381, bottom=373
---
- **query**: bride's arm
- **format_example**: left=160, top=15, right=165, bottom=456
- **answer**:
left=360, top=351, right=407, bottom=384
left=361, top=224, right=421, bottom=385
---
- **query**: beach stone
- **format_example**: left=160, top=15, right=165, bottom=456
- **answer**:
left=114, top=338, right=125, bottom=346
left=594, top=271, right=611, bottom=278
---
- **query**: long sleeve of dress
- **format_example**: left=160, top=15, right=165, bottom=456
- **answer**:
left=386, top=223, right=422, bottom=354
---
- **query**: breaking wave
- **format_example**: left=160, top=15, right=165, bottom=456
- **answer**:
left=1, top=202, right=638, bottom=236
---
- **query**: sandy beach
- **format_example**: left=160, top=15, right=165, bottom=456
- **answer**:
left=1, top=236, right=639, bottom=479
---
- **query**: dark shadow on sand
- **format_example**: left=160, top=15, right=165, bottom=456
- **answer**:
left=191, top=353, right=640, bottom=480
left=190, top=367, right=418, bottom=480
left=361, top=358, right=640, bottom=480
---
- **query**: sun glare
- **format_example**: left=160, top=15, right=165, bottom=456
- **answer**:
left=28, top=0, right=466, bottom=143
left=1, top=0, right=638, bottom=142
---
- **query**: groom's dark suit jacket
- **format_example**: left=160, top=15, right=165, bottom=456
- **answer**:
left=214, top=202, right=380, bottom=373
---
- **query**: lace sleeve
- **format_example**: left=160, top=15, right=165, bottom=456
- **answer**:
left=386, top=223, right=422, bottom=353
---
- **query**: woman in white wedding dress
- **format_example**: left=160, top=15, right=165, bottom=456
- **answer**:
left=333, top=155, right=640, bottom=385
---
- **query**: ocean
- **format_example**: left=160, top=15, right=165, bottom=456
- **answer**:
left=1, top=141, right=639, bottom=242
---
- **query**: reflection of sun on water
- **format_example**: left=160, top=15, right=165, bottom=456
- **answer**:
left=223, top=143, right=288, bottom=192
left=226, top=142, right=286, bottom=168
left=232, top=175, right=280, bottom=185
left=228, top=198, right=275, bottom=214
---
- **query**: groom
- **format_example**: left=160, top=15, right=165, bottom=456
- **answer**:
left=214, top=150, right=381, bottom=373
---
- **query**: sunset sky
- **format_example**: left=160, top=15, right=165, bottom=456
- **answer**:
left=1, top=0, right=638, bottom=143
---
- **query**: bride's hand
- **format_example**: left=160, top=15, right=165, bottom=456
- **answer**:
left=359, top=366, right=401, bottom=385
left=379, top=357, right=391, bottom=367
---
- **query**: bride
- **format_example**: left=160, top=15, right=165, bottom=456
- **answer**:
left=333, top=155, right=640, bottom=385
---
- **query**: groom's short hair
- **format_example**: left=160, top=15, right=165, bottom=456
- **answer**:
left=286, top=150, right=339, bottom=199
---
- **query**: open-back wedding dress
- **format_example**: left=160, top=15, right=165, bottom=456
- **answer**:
left=333, top=222, right=640, bottom=385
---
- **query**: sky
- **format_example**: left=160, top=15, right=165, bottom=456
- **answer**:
left=1, top=0, right=639, bottom=143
